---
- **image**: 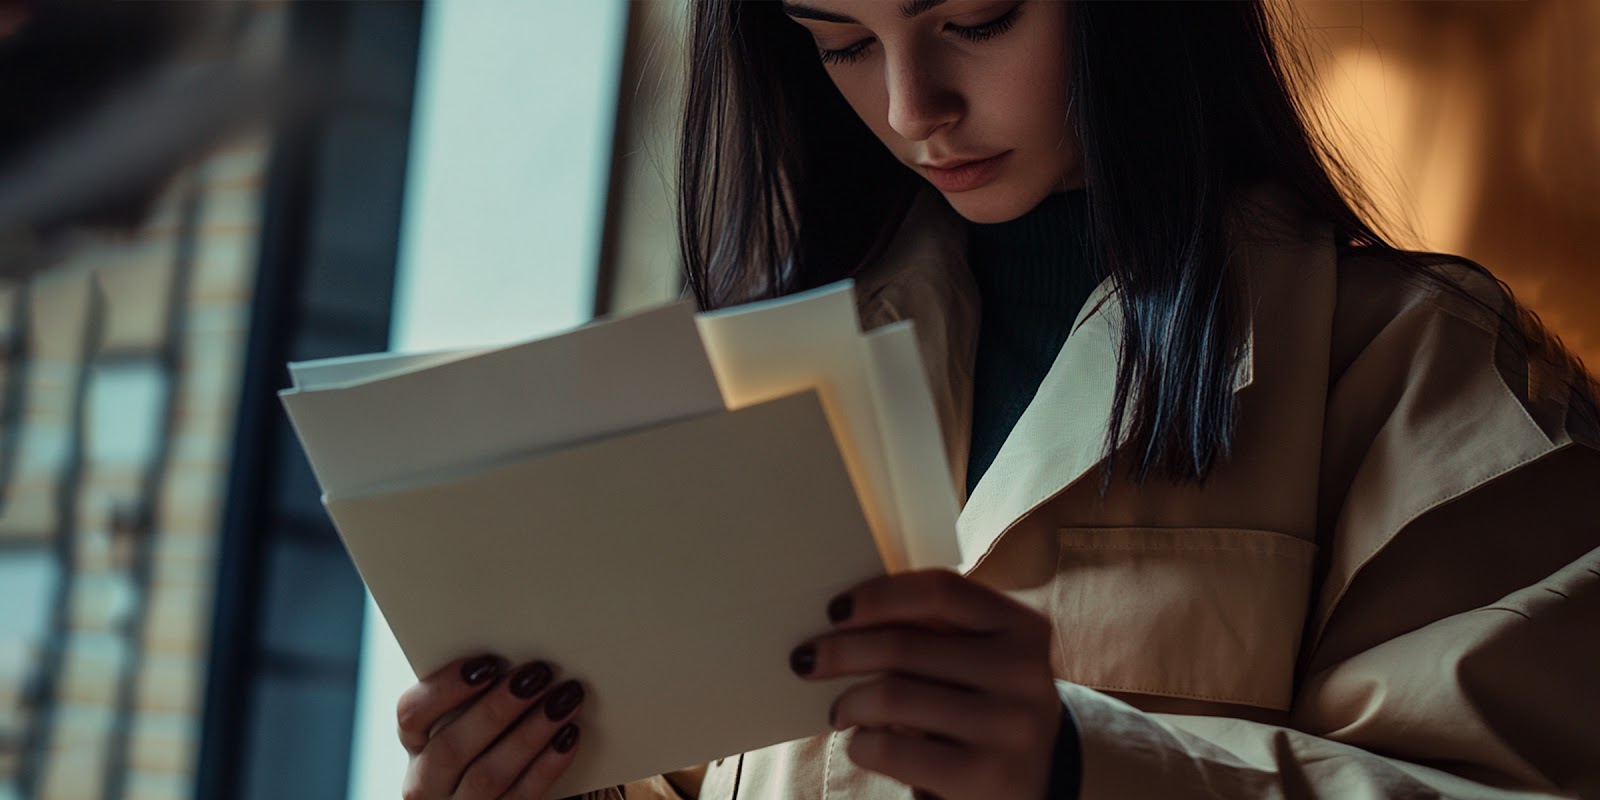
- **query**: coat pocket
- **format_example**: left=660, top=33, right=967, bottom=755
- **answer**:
left=1050, top=526, right=1316, bottom=711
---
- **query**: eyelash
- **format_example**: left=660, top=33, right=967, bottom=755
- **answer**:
left=817, top=5, right=1022, bottom=66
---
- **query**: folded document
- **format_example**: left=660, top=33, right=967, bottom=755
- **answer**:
left=278, top=281, right=961, bottom=797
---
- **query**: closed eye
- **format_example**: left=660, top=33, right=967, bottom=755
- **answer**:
left=815, top=3, right=1023, bottom=66
left=948, top=4, right=1020, bottom=43
left=818, top=36, right=877, bottom=66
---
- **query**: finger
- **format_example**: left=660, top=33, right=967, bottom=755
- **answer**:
left=398, top=655, right=509, bottom=755
left=793, top=625, right=1036, bottom=692
left=451, top=683, right=586, bottom=800
left=410, top=663, right=560, bottom=798
left=829, top=569, right=1042, bottom=636
left=845, top=726, right=987, bottom=800
left=828, top=674, right=1020, bottom=747
left=500, top=723, right=582, bottom=800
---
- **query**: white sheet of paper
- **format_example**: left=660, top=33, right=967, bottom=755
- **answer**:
left=280, top=302, right=724, bottom=498
left=693, top=282, right=909, bottom=571
left=326, top=391, right=883, bottom=798
left=287, top=345, right=496, bottom=390
left=861, top=321, right=962, bottom=569
left=276, top=282, right=962, bottom=797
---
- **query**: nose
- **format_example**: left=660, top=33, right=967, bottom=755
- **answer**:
left=884, top=49, right=962, bottom=142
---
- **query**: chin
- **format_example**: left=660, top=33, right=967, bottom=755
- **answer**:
left=936, top=183, right=1056, bottom=224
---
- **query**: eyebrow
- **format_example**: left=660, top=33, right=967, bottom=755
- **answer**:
left=781, top=0, right=950, bottom=24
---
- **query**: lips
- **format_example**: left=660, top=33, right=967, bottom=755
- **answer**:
left=921, top=155, right=996, bottom=170
left=918, top=151, right=1011, bottom=193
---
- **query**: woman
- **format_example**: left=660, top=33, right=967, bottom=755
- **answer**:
left=396, top=2, right=1600, bottom=798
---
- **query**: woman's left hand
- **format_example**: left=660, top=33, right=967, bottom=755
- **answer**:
left=789, top=568, right=1064, bottom=800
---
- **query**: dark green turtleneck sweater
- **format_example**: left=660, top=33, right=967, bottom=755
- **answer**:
left=965, top=189, right=1096, bottom=800
left=964, top=189, right=1099, bottom=496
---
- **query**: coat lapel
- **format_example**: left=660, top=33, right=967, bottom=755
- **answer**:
left=953, top=236, right=1327, bottom=572
left=956, top=274, right=1254, bottom=571
left=857, top=187, right=1337, bottom=574
left=956, top=274, right=1125, bottom=570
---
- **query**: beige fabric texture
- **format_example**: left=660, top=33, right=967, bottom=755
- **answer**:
left=620, top=188, right=1600, bottom=800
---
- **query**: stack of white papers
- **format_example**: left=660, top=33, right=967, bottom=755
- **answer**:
left=278, top=281, right=961, bottom=797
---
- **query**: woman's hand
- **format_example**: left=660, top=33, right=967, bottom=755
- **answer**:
left=790, top=569, right=1065, bottom=800
left=397, top=655, right=587, bottom=800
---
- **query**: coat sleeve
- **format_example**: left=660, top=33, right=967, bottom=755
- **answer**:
left=1054, top=262, right=1600, bottom=799
left=1056, top=542, right=1600, bottom=799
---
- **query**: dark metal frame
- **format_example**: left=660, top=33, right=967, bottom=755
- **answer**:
left=195, top=3, right=422, bottom=798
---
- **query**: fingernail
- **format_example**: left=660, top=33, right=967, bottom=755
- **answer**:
left=460, top=655, right=503, bottom=686
left=790, top=643, right=816, bottom=676
left=544, top=680, right=585, bottom=720
left=552, top=723, right=580, bottom=754
left=827, top=593, right=853, bottom=624
left=509, top=661, right=554, bottom=699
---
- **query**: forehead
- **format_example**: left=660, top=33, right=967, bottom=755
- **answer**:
left=782, top=0, right=956, bottom=25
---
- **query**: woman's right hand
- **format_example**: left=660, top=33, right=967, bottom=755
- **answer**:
left=398, top=654, right=588, bottom=800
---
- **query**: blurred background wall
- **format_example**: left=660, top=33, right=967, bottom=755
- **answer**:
left=0, top=2, right=1593, bottom=799
left=0, top=136, right=271, bottom=800
left=0, top=7, right=288, bottom=800
left=1, top=2, right=421, bottom=799
left=1302, top=0, right=1600, bottom=366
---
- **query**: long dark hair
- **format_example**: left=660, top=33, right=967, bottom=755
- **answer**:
left=679, top=1, right=1598, bottom=484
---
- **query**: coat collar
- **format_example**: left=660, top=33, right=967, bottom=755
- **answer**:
left=859, top=186, right=1332, bottom=572
left=955, top=270, right=1261, bottom=571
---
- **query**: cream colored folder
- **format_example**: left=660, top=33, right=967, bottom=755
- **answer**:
left=328, top=392, right=881, bottom=798
left=278, top=281, right=960, bottom=797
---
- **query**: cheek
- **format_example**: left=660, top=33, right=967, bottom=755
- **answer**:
left=973, top=71, right=1061, bottom=147
left=982, top=19, right=1075, bottom=178
left=1002, top=22, right=1072, bottom=145
left=1022, top=77, right=1072, bottom=157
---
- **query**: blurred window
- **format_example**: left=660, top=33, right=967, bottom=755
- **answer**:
left=347, top=2, right=627, bottom=799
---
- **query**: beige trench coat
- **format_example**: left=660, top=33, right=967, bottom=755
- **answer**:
left=617, top=188, right=1600, bottom=800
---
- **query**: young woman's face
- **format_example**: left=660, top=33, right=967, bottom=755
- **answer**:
left=783, top=0, right=1082, bottom=223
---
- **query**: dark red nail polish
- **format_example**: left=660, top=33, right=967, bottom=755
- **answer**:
left=790, top=644, right=816, bottom=676
left=552, top=723, right=580, bottom=754
left=827, top=593, right=853, bottom=624
left=460, top=655, right=503, bottom=686
left=509, top=661, right=554, bottom=699
left=544, top=681, right=584, bottom=720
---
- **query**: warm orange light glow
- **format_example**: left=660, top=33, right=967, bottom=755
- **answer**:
left=1299, top=0, right=1600, bottom=368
